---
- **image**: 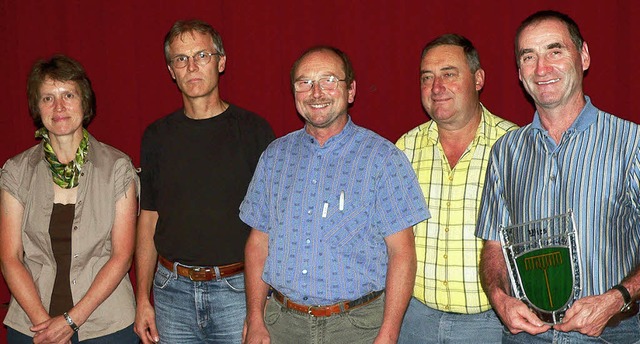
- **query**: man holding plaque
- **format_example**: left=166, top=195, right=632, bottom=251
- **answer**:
left=476, top=10, right=640, bottom=342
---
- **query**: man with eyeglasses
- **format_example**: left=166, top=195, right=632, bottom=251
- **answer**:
left=395, top=34, right=517, bottom=343
left=240, top=46, right=429, bottom=343
left=134, top=19, right=274, bottom=344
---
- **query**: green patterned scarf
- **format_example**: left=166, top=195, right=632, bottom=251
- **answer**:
left=35, top=128, right=89, bottom=189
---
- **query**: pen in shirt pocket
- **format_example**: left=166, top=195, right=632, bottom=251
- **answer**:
left=321, top=191, right=345, bottom=218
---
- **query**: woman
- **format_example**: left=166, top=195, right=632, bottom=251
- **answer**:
left=0, top=55, right=139, bottom=343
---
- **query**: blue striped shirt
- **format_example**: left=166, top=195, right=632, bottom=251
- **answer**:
left=240, top=117, right=430, bottom=304
left=476, top=97, right=640, bottom=297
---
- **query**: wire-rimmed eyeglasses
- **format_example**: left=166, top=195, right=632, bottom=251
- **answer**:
left=170, top=51, right=220, bottom=69
left=293, top=75, right=346, bottom=93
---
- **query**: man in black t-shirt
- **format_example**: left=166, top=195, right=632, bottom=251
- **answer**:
left=133, top=19, right=274, bottom=344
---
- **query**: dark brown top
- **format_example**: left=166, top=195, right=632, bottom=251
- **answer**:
left=48, top=203, right=75, bottom=316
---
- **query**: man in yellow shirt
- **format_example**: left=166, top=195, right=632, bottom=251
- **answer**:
left=396, top=34, right=517, bottom=343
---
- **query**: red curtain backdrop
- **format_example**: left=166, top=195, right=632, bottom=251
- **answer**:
left=1, top=0, right=638, bottom=340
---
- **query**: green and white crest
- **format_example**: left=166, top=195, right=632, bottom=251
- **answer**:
left=499, top=211, right=581, bottom=324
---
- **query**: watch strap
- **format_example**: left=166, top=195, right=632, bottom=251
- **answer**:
left=611, top=284, right=633, bottom=312
left=63, top=311, right=80, bottom=332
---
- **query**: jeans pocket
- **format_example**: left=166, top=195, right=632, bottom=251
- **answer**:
left=264, top=298, right=282, bottom=326
left=223, top=273, right=246, bottom=292
left=345, top=295, right=384, bottom=330
left=153, top=266, right=173, bottom=289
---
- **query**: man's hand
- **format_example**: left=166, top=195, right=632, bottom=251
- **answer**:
left=495, top=294, right=551, bottom=335
left=134, top=301, right=160, bottom=343
left=243, top=229, right=271, bottom=343
left=553, top=291, right=622, bottom=336
left=480, top=241, right=551, bottom=335
left=373, top=331, right=398, bottom=344
left=242, top=318, right=270, bottom=344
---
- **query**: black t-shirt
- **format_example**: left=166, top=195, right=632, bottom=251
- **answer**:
left=139, top=104, right=275, bottom=265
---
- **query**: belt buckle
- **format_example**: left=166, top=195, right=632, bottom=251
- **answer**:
left=307, top=305, right=317, bottom=317
left=189, top=267, right=212, bottom=281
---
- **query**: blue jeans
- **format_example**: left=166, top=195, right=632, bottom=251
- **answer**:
left=264, top=292, right=385, bottom=343
left=7, top=324, right=138, bottom=343
left=153, top=263, right=246, bottom=344
left=399, top=297, right=503, bottom=343
left=502, top=315, right=640, bottom=343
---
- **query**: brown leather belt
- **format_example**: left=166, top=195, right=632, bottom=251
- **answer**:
left=272, top=289, right=384, bottom=317
left=158, top=255, right=244, bottom=281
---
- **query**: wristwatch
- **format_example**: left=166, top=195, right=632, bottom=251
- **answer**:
left=63, top=312, right=80, bottom=332
left=611, top=284, right=633, bottom=313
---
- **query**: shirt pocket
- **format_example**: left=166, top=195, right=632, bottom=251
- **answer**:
left=322, top=197, right=370, bottom=252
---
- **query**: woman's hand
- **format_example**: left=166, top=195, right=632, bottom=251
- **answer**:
left=31, top=315, right=74, bottom=344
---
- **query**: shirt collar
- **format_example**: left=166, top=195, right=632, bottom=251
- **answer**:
left=531, top=95, right=597, bottom=134
left=425, top=103, right=491, bottom=146
left=475, top=104, right=494, bottom=146
left=302, top=115, right=355, bottom=149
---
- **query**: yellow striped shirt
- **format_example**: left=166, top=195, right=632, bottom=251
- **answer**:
left=396, top=106, right=517, bottom=313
